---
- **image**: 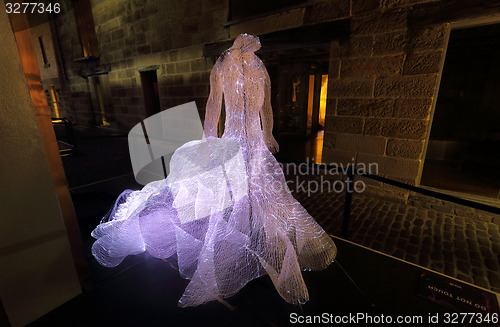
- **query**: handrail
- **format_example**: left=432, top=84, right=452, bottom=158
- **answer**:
left=342, top=166, right=500, bottom=238
left=352, top=168, right=500, bottom=215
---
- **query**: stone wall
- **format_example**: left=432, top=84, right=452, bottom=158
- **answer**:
left=54, top=3, right=95, bottom=124
left=30, top=22, right=58, bottom=81
left=321, top=0, right=500, bottom=189
left=43, top=0, right=500, bottom=185
left=323, top=1, right=446, bottom=188
left=86, top=0, right=228, bottom=130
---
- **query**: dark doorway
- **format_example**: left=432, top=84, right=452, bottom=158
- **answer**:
left=421, top=23, right=500, bottom=200
left=89, top=75, right=112, bottom=126
left=140, top=70, right=161, bottom=117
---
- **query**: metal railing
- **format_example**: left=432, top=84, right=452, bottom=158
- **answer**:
left=278, top=158, right=500, bottom=238
left=342, top=166, right=500, bottom=238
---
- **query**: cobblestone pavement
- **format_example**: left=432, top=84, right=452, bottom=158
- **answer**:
left=287, top=173, right=500, bottom=294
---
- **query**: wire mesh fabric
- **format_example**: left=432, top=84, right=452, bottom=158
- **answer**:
left=91, top=33, right=337, bottom=307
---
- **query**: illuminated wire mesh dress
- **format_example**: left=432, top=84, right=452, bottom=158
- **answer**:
left=91, top=34, right=337, bottom=307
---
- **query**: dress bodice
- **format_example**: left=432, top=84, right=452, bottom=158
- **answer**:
left=219, top=53, right=266, bottom=146
left=203, top=33, right=279, bottom=156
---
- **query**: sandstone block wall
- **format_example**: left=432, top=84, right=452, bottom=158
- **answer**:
left=50, top=0, right=227, bottom=129
left=323, top=1, right=449, bottom=186
left=41, top=0, right=500, bottom=185
left=54, top=4, right=95, bottom=124
left=89, top=0, right=228, bottom=129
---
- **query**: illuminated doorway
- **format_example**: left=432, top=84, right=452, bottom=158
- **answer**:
left=260, top=44, right=330, bottom=163
left=306, top=74, right=328, bottom=163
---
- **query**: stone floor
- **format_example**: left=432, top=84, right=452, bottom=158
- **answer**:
left=289, top=174, right=500, bottom=294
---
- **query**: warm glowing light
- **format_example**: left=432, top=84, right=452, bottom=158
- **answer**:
left=307, top=75, right=314, bottom=130
left=292, top=80, right=300, bottom=102
left=306, top=74, right=328, bottom=163
left=319, top=75, right=328, bottom=126
left=315, top=131, right=324, bottom=164
left=50, top=85, right=60, bottom=118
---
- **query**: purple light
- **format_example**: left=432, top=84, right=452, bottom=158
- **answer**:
left=92, top=33, right=337, bottom=307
